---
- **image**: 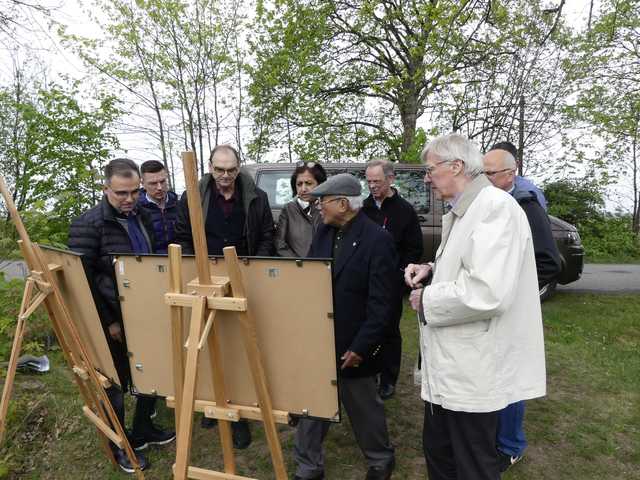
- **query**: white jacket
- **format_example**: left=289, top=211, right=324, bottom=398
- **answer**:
left=419, top=175, right=546, bottom=413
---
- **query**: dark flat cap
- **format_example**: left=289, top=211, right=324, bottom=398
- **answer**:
left=309, top=173, right=362, bottom=197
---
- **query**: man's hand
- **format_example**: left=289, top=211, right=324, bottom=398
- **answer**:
left=340, top=350, right=363, bottom=369
left=108, top=322, right=123, bottom=342
left=404, top=263, right=432, bottom=289
left=409, top=288, right=423, bottom=311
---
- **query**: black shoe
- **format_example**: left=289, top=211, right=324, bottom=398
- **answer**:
left=232, top=421, right=252, bottom=449
left=378, top=383, right=396, bottom=400
left=132, top=426, right=176, bottom=451
left=498, top=452, right=523, bottom=472
left=293, top=473, right=324, bottom=480
left=201, top=416, right=218, bottom=429
left=365, top=459, right=394, bottom=480
left=114, top=448, right=148, bottom=474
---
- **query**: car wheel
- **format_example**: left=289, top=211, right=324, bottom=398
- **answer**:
left=539, top=280, right=557, bottom=302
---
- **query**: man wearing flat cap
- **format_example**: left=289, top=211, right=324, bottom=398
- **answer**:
left=293, top=173, right=397, bottom=480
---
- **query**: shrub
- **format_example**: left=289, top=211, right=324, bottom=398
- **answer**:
left=0, top=276, right=52, bottom=364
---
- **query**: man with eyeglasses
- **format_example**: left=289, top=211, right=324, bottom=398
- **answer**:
left=362, top=159, right=422, bottom=401
left=293, top=173, right=396, bottom=480
left=404, top=134, right=546, bottom=480
left=175, top=144, right=274, bottom=448
left=483, top=146, right=560, bottom=473
left=68, top=158, right=176, bottom=473
left=137, top=160, right=179, bottom=254
left=489, top=142, right=548, bottom=211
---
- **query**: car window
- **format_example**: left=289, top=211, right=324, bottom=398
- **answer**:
left=256, top=167, right=430, bottom=214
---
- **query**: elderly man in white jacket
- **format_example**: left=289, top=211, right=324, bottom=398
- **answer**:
left=405, top=134, right=546, bottom=480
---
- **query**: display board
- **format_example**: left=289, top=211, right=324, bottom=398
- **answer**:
left=115, top=254, right=339, bottom=421
left=40, top=246, right=120, bottom=385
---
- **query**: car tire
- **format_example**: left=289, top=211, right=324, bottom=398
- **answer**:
left=539, top=280, right=557, bottom=302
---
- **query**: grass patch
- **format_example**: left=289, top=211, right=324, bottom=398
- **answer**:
left=1, top=292, right=639, bottom=479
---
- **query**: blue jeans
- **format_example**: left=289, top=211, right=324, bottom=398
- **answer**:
left=496, top=401, right=527, bottom=457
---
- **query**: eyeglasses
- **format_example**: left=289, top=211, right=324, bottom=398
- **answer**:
left=484, top=168, right=514, bottom=177
left=425, top=160, right=452, bottom=177
left=109, top=187, right=140, bottom=199
left=212, top=166, right=239, bottom=176
left=296, top=161, right=317, bottom=168
left=317, top=197, right=345, bottom=208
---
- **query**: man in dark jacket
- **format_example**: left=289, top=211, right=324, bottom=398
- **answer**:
left=68, top=158, right=175, bottom=473
left=483, top=147, right=561, bottom=472
left=363, top=159, right=423, bottom=400
left=175, top=145, right=274, bottom=257
left=137, top=160, right=179, bottom=254
left=175, top=144, right=274, bottom=448
left=293, top=173, right=396, bottom=480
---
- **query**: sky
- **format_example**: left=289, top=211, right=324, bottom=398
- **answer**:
left=2, top=0, right=633, bottom=212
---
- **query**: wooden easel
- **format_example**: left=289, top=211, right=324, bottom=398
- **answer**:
left=0, top=175, right=144, bottom=479
left=166, top=152, right=287, bottom=480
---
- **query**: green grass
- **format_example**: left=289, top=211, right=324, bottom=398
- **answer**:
left=1, top=292, right=639, bottom=479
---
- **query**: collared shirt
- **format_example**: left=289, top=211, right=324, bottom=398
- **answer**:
left=333, top=215, right=357, bottom=259
left=215, top=188, right=239, bottom=218
left=145, top=192, right=167, bottom=209
left=446, top=191, right=463, bottom=209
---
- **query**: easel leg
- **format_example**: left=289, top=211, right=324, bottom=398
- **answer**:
left=174, top=296, right=207, bottom=480
left=0, top=279, right=34, bottom=444
left=169, top=244, right=184, bottom=434
left=223, top=248, right=288, bottom=480
left=32, top=246, right=142, bottom=478
left=206, top=317, right=236, bottom=474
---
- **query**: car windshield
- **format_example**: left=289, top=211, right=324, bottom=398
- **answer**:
left=256, top=167, right=430, bottom=214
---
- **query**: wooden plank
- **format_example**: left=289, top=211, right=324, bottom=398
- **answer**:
left=96, top=372, right=111, bottom=389
left=18, top=291, right=48, bottom=320
left=169, top=244, right=185, bottom=434
left=0, top=279, right=32, bottom=444
left=206, top=312, right=236, bottom=473
left=165, top=398, right=290, bottom=425
left=185, top=465, right=257, bottom=480
left=165, top=293, right=247, bottom=312
left=82, top=406, right=124, bottom=449
left=73, top=366, right=89, bottom=381
left=223, top=247, right=288, bottom=480
left=181, top=151, right=210, bottom=284
left=198, top=311, right=215, bottom=351
left=174, top=296, right=207, bottom=480
left=47, top=263, right=62, bottom=273
left=202, top=406, right=239, bottom=423
left=0, top=175, right=37, bottom=268
left=187, top=277, right=230, bottom=297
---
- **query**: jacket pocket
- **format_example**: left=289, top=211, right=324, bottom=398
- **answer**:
left=435, top=327, right=496, bottom=399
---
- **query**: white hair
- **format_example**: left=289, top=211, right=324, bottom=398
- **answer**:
left=345, top=195, right=363, bottom=210
left=420, top=133, right=484, bottom=177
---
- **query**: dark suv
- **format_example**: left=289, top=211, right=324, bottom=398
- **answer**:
left=244, top=163, right=584, bottom=299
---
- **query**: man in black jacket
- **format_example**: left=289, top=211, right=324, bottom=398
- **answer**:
left=363, top=159, right=423, bottom=400
left=293, top=173, right=396, bottom=480
left=68, top=158, right=175, bottom=473
left=175, top=145, right=274, bottom=257
left=483, top=147, right=561, bottom=472
left=137, top=160, right=179, bottom=254
left=175, top=144, right=274, bottom=448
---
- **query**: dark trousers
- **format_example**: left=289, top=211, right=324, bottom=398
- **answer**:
left=294, top=376, right=395, bottom=478
left=106, top=385, right=157, bottom=451
left=423, top=402, right=500, bottom=480
left=379, top=295, right=403, bottom=386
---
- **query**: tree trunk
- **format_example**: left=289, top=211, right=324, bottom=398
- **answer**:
left=399, top=87, right=418, bottom=162
left=632, top=135, right=639, bottom=234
